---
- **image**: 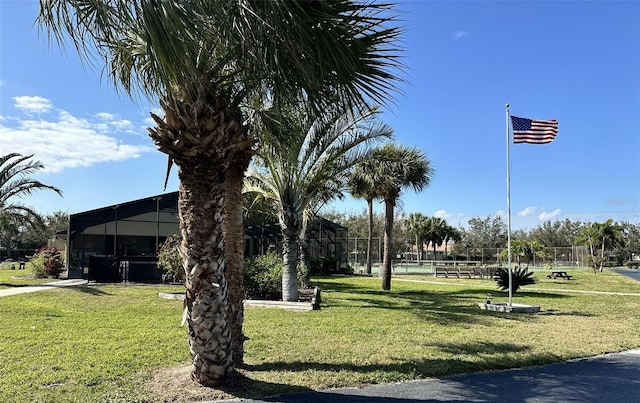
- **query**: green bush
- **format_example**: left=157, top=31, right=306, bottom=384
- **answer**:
left=243, top=252, right=309, bottom=300
left=243, top=252, right=283, bottom=300
left=495, top=266, right=536, bottom=294
left=30, top=247, right=64, bottom=278
left=625, top=261, right=640, bottom=269
left=157, top=235, right=184, bottom=283
left=30, top=253, right=46, bottom=278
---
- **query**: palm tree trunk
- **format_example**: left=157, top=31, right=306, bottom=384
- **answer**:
left=223, top=153, right=251, bottom=367
left=178, top=162, right=232, bottom=386
left=381, top=199, right=394, bottom=290
left=298, top=227, right=310, bottom=288
left=600, top=236, right=605, bottom=272
left=366, top=199, right=374, bottom=274
left=281, top=228, right=299, bottom=302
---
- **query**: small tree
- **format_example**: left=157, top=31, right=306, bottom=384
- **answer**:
left=157, top=235, right=184, bottom=284
left=30, top=247, right=64, bottom=278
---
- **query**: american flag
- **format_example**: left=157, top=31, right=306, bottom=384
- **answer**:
left=511, top=115, right=558, bottom=144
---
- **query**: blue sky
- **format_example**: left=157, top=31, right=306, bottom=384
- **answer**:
left=1, top=1, right=638, bottom=230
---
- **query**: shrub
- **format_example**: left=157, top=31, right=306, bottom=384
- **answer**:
left=243, top=252, right=309, bottom=300
left=495, top=266, right=536, bottom=294
left=243, top=252, right=283, bottom=300
left=30, top=252, right=46, bottom=278
left=625, top=261, right=640, bottom=269
left=30, top=247, right=64, bottom=278
left=157, top=235, right=184, bottom=283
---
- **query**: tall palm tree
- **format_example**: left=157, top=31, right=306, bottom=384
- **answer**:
left=404, top=212, right=428, bottom=263
left=0, top=154, right=62, bottom=242
left=575, top=220, right=622, bottom=272
left=424, top=216, right=446, bottom=260
left=347, top=162, right=381, bottom=275
left=39, top=0, right=403, bottom=384
left=245, top=103, right=392, bottom=301
left=442, top=224, right=461, bottom=259
left=364, top=144, right=433, bottom=290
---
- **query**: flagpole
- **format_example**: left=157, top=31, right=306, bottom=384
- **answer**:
left=506, top=104, right=513, bottom=306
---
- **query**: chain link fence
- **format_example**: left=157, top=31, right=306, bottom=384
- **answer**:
left=348, top=237, right=588, bottom=272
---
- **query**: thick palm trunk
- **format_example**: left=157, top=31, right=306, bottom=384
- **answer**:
left=178, top=162, right=232, bottom=386
left=281, top=228, right=299, bottom=301
left=366, top=199, right=374, bottom=274
left=224, top=153, right=252, bottom=367
left=148, top=93, right=251, bottom=385
left=381, top=199, right=394, bottom=290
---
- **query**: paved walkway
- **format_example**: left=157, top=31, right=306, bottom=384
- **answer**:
left=223, top=349, right=640, bottom=403
left=0, top=278, right=88, bottom=297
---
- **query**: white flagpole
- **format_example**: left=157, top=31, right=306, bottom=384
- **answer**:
left=505, top=104, right=513, bottom=306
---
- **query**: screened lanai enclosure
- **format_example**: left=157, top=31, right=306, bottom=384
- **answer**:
left=61, top=192, right=348, bottom=282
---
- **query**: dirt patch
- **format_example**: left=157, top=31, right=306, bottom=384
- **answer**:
left=146, top=365, right=235, bottom=402
left=145, top=365, right=284, bottom=402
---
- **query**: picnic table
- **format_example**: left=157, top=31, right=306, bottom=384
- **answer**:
left=547, top=270, right=573, bottom=280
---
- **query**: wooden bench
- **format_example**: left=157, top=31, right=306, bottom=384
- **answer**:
left=434, top=266, right=472, bottom=278
left=547, top=270, right=573, bottom=280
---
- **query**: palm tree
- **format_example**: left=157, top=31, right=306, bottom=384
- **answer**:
left=0, top=154, right=62, bottom=258
left=39, top=1, right=403, bottom=384
left=442, top=224, right=461, bottom=259
left=363, top=144, right=433, bottom=290
left=404, top=213, right=429, bottom=263
left=424, top=216, right=446, bottom=260
left=245, top=103, right=392, bottom=301
left=576, top=220, right=622, bottom=272
left=347, top=162, right=381, bottom=275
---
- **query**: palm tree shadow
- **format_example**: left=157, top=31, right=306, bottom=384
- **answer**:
left=70, top=285, right=112, bottom=295
left=217, top=370, right=313, bottom=399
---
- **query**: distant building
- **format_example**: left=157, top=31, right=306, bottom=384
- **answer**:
left=56, top=192, right=347, bottom=282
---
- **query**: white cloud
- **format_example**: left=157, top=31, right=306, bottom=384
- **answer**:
left=539, top=209, right=562, bottom=221
left=434, top=209, right=469, bottom=228
left=518, top=206, right=540, bottom=217
left=0, top=97, right=152, bottom=173
left=452, top=31, right=469, bottom=40
left=13, top=96, right=53, bottom=114
left=94, top=112, right=116, bottom=120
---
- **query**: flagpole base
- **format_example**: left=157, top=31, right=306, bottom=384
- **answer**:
left=478, top=302, right=540, bottom=313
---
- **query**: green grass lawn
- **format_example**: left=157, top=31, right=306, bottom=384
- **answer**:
left=1, top=267, right=639, bottom=402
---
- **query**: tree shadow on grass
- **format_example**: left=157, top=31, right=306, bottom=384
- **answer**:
left=427, top=340, right=529, bottom=356
left=217, top=370, right=313, bottom=400
left=0, top=282, right=30, bottom=288
left=68, top=285, right=112, bottom=296
left=244, top=348, right=560, bottom=382
left=315, top=277, right=582, bottom=325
